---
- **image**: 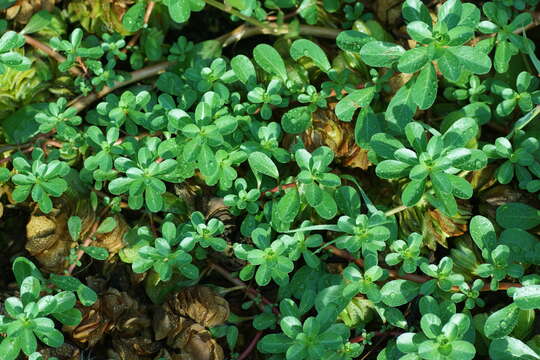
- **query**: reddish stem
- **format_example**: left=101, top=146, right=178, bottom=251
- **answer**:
left=260, top=182, right=297, bottom=199
left=238, top=331, right=263, bottom=360
left=124, top=1, right=156, bottom=51
left=325, top=245, right=521, bottom=292
left=210, top=262, right=279, bottom=315
left=267, top=9, right=298, bottom=21
left=24, top=35, right=82, bottom=76
left=350, top=331, right=404, bottom=344
left=67, top=206, right=111, bottom=275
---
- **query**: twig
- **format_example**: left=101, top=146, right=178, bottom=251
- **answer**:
left=124, top=1, right=156, bottom=51
left=325, top=244, right=521, bottom=292
left=384, top=205, right=408, bottom=217
left=210, top=262, right=278, bottom=314
left=260, top=182, right=297, bottom=199
left=238, top=331, right=263, bottom=360
left=24, top=35, right=82, bottom=76
left=204, top=0, right=273, bottom=30
left=350, top=331, right=403, bottom=344
left=217, top=23, right=340, bottom=47
left=67, top=205, right=111, bottom=275
left=68, top=61, right=172, bottom=112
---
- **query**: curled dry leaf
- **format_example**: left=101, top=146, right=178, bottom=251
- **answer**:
left=154, top=286, right=229, bottom=360
left=301, top=108, right=370, bottom=170
left=165, top=286, right=230, bottom=328
left=26, top=210, right=72, bottom=272
left=66, top=0, right=135, bottom=35
left=25, top=198, right=127, bottom=272
left=398, top=203, right=472, bottom=250
left=96, top=214, right=128, bottom=255
left=110, top=336, right=161, bottom=360
left=372, top=0, right=404, bottom=25
left=4, top=0, right=57, bottom=24
left=65, top=288, right=150, bottom=346
left=39, top=342, right=81, bottom=360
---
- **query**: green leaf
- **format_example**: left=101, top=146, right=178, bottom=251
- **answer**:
left=335, top=186, right=361, bottom=217
left=198, top=144, right=217, bottom=177
left=359, top=41, right=405, bottom=67
left=81, top=246, right=109, bottom=261
left=0, top=30, right=24, bottom=52
left=438, top=50, right=462, bottom=82
left=77, top=284, right=97, bottom=306
left=494, top=41, right=517, bottom=73
left=513, top=286, right=540, bottom=310
left=376, top=160, right=411, bottom=179
left=412, top=63, right=437, bottom=110
left=314, top=190, right=337, bottom=220
left=281, top=106, right=312, bottom=134
left=145, top=186, right=163, bottom=213
left=489, top=337, right=540, bottom=360
left=248, top=152, right=279, bottom=179
left=402, top=0, right=431, bottom=24
left=33, top=325, right=64, bottom=348
left=20, top=276, right=41, bottom=304
left=290, top=39, right=331, bottom=72
left=225, top=0, right=249, bottom=10
left=12, top=257, right=43, bottom=286
left=253, top=44, right=287, bottom=82
left=385, top=81, right=416, bottom=131
left=438, top=0, right=462, bottom=28
left=0, top=337, right=21, bottom=360
left=67, top=216, right=82, bottom=242
left=407, top=21, right=433, bottom=44
left=397, top=47, right=429, bottom=73
left=231, top=55, right=256, bottom=86
left=380, top=280, right=420, bottom=307
left=336, top=30, right=373, bottom=53
left=449, top=46, right=492, bottom=74
left=335, top=87, right=376, bottom=122
left=355, top=107, right=382, bottom=148
left=470, top=215, right=496, bottom=255
left=496, top=203, right=540, bottom=230
left=21, top=10, right=52, bottom=34
left=53, top=308, right=82, bottom=326
left=484, top=304, right=520, bottom=339
left=258, top=334, right=293, bottom=353
left=96, top=216, right=116, bottom=234
left=278, top=188, right=300, bottom=223
left=166, top=0, right=192, bottom=23
left=3, top=103, right=45, bottom=144
left=49, top=274, right=81, bottom=291
left=402, top=179, right=425, bottom=206
left=122, top=2, right=146, bottom=32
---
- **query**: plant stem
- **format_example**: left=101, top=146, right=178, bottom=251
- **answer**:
left=210, top=262, right=279, bottom=314
left=125, top=1, right=156, bottom=51
left=325, top=244, right=521, bottom=292
left=68, top=61, right=172, bottom=112
left=238, top=331, right=263, bottom=360
left=67, top=206, right=111, bottom=275
left=24, top=35, right=83, bottom=76
left=204, top=0, right=273, bottom=30
left=384, top=204, right=408, bottom=217
left=260, top=182, right=297, bottom=199
left=217, top=23, right=340, bottom=47
left=350, top=331, right=403, bottom=344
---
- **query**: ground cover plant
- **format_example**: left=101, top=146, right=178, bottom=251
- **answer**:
left=0, top=0, right=540, bottom=359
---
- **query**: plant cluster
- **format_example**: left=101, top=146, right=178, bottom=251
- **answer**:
left=1, top=0, right=540, bottom=359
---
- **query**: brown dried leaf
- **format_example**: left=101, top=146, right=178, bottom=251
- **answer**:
left=153, top=286, right=229, bottom=360
left=167, top=286, right=230, bottom=328
left=302, top=108, right=370, bottom=170
left=65, top=288, right=150, bottom=346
